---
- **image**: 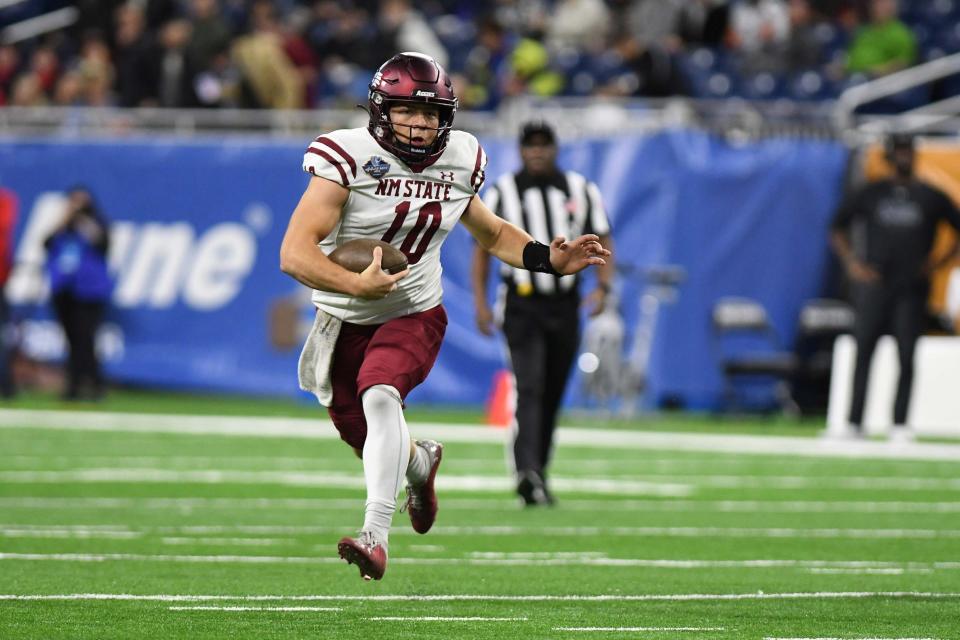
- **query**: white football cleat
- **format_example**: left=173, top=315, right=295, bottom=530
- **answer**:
left=888, top=426, right=915, bottom=445
left=822, top=423, right=864, bottom=441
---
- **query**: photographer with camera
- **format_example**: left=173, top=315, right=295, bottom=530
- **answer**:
left=44, top=187, right=112, bottom=401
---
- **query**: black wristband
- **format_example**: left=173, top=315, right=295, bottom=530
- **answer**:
left=522, top=241, right=560, bottom=275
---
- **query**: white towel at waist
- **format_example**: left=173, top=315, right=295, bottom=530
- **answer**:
left=297, top=309, right=342, bottom=407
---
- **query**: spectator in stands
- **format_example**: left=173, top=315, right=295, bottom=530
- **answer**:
left=458, top=16, right=513, bottom=110
left=379, top=0, right=449, bottom=69
left=625, top=0, right=685, bottom=54
left=231, top=0, right=303, bottom=109
left=547, top=0, right=611, bottom=53
left=600, top=31, right=688, bottom=98
left=77, top=33, right=115, bottom=106
left=156, top=19, right=197, bottom=108
left=677, top=0, right=730, bottom=48
left=0, top=45, right=20, bottom=105
left=728, top=0, right=791, bottom=74
left=830, top=133, right=960, bottom=441
left=53, top=71, right=85, bottom=106
left=278, top=8, right=319, bottom=108
left=504, top=36, right=563, bottom=98
left=846, top=0, right=916, bottom=76
left=114, top=4, right=159, bottom=106
left=186, top=0, right=233, bottom=75
left=493, top=0, right=549, bottom=39
left=192, top=42, right=243, bottom=108
left=780, top=0, right=825, bottom=71
left=10, top=74, right=47, bottom=107
left=43, top=187, right=112, bottom=402
left=29, top=46, right=59, bottom=98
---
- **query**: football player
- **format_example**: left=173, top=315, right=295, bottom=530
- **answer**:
left=280, top=51, right=610, bottom=580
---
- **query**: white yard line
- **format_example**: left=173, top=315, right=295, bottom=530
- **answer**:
left=0, top=553, right=958, bottom=571
left=160, top=537, right=292, bottom=547
left=2, top=408, right=959, bottom=461
left=0, top=469, right=692, bottom=497
left=169, top=606, right=340, bottom=612
left=2, top=592, right=958, bottom=602
left=5, top=468, right=960, bottom=492
left=2, top=497, right=958, bottom=514
left=555, top=627, right=725, bottom=632
left=3, top=524, right=959, bottom=540
left=369, top=616, right=528, bottom=621
left=0, top=528, right=139, bottom=539
left=807, top=568, right=930, bottom=575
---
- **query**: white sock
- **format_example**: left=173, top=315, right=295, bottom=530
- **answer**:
left=360, top=385, right=410, bottom=547
left=406, top=442, right=430, bottom=485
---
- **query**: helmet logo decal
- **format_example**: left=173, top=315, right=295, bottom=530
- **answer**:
left=362, top=156, right=391, bottom=179
left=415, top=90, right=436, bottom=97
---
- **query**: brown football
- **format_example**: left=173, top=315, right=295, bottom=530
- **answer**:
left=328, top=239, right=408, bottom=275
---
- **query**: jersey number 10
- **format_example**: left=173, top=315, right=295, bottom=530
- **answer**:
left=381, top=200, right=442, bottom=265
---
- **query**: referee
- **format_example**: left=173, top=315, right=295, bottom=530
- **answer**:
left=471, top=121, right=614, bottom=506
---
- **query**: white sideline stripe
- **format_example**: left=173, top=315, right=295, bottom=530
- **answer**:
left=369, top=616, right=528, bottom=622
left=555, top=627, right=724, bottom=632
left=7, top=468, right=960, bottom=493
left=3, top=408, right=960, bottom=461
left=3, top=497, right=960, bottom=514
left=2, top=553, right=959, bottom=571
left=807, top=568, right=925, bottom=575
left=764, top=638, right=942, bottom=640
left=6, top=468, right=960, bottom=492
left=0, top=528, right=138, bottom=539
left=0, top=469, right=691, bottom=497
left=5, top=524, right=960, bottom=540
left=2, top=592, right=958, bottom=602
left=160, top=537, right=291, bottom=547
left=169, top=606, right=340, bottom=612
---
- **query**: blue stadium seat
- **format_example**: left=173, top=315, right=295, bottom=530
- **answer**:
left=704, top=71, right=736, bottom=99
left=740, top=71, right=785, bottom=101
left=680, top=48, right=734, bottom=98
left=787, top=70, right=831, bottom=101
left=935, top=23, right=960, bottom=53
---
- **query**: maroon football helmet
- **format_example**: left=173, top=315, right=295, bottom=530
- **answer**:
left=368, top=52, right=457, bottom=166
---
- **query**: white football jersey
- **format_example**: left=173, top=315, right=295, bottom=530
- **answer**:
left=302, top=127, right=487, bottom=324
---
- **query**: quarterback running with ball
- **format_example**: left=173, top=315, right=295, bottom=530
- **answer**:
left=280, top=52, right=610, bottom=581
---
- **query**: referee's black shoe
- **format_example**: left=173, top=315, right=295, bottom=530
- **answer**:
left=517, top=470, right=555, bottom=507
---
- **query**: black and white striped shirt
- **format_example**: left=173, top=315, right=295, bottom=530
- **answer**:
left=483, top=170, right=610, bottom=296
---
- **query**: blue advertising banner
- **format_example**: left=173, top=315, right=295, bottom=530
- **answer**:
left=0, top=130, right=847, bottom=408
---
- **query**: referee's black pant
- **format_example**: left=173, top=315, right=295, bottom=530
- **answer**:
left=849, top=280, right=928, bottom=427
left=502, top=290, right=580, bottom=478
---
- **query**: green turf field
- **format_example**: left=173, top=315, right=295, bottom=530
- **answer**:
left=1, top=401, right=959, bottom=639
